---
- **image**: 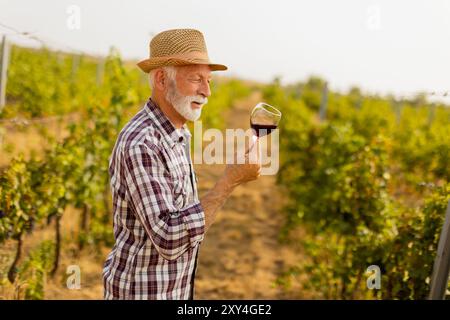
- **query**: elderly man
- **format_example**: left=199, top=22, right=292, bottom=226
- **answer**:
left=102, top=29, right=261, bottom=300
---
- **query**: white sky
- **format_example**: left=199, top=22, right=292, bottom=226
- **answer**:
left=1, top=0, right=450, bottom=98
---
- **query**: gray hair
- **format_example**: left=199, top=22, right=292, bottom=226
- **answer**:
left=149, top=66, right=177, bottom=90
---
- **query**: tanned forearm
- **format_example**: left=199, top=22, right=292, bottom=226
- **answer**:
left=200, top=174, right=238, bottom=233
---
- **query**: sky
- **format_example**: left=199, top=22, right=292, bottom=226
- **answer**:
left=1, top=0, right=450, bottom=99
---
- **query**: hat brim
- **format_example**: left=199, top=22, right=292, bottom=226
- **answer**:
left=137, top=56, right=228, bottom=73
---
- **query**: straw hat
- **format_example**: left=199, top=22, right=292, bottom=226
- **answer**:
left=137, top=28, right=228, bottom=73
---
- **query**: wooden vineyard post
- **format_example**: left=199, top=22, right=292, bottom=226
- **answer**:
left=429, top=200, right=450, bottom=300
left=71, top=54, right=80, bottom=82
left=0, top=35, right=11, bottom=112
left=96, top=58, right=104, bottom=85
left=319, top=82, right=328, bottom=121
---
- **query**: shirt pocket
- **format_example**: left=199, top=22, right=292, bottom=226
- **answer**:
left=165, top=144, right=192, bottom=211
left=172, top=171, right=191, bottom=211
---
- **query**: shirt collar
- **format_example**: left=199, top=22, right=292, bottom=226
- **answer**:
left=144, top=98, right=191, bottom=148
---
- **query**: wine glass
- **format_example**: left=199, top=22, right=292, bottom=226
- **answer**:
left=250, top=102, right=282, bottom=141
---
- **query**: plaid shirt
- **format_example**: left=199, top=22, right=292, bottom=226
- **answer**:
left=102, top=98, right=205, bottom=300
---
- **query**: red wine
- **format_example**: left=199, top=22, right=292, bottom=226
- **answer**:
left=250, top=123, right=278, bottom=137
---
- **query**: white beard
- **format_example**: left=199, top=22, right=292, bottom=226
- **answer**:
left=165, top=80, right=208, bottom=122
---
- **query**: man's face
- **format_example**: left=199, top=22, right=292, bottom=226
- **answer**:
left=165, top=65, right=212, bottom=122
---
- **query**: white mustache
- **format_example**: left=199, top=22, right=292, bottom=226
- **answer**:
left=188, top=96, right=208, bottom=106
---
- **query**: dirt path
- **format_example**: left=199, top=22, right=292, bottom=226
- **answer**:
left=194, top=93, right=301, bottom=299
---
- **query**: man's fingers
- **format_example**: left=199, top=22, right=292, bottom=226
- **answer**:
left=245, top=135, right=258, bottom=154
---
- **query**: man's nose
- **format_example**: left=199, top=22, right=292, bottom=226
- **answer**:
left=198, top=80, right=211, bottom=98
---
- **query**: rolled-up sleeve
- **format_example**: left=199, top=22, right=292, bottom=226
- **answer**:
left=122, top=143, right=205, bottom=261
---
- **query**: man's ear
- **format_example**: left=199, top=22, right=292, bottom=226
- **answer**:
left=154, top=69, right=166, bottom=91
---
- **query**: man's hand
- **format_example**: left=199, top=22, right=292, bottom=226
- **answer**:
left=223, top=138, right=262, bottom=188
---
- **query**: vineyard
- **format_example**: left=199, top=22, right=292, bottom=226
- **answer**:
left=265, top=78, right=450, bottom=299
left=0, top=44, right=449, bottom=300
